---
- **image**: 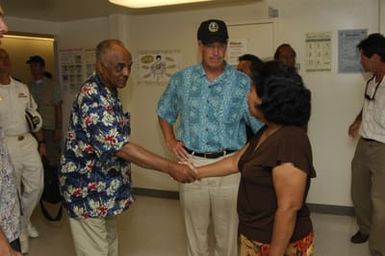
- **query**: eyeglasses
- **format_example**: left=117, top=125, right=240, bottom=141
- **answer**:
left=365, top=76, right=381, bottom=101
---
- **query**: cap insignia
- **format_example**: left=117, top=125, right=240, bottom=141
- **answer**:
left=208, top=22, right=219, bottom=33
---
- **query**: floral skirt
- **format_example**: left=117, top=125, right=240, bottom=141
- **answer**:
left=239, top=232, right=314, bottom=256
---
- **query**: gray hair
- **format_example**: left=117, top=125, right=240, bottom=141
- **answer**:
left=95, top=39, right=126, bottom=61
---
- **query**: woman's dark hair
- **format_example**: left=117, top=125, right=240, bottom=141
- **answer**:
left=250, top=61, right=311, bottom=126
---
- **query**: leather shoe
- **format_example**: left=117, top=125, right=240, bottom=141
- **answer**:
left=350, top=230, right=369, bottom=243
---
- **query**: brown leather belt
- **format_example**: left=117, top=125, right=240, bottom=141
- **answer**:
left=185, top=148, right=236, bottom=159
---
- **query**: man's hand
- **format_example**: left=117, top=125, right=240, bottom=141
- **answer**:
left=168, top=162, right=198, bottom=183
left=38, top=143, right=47, bottom=157
left=167, top=139, right=189, bottom=160
left=348, top=119, right=361, bottom=138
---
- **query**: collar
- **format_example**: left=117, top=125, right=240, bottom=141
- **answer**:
left=197, top=62, right=230, bottom=83
left=91, top=73, right=118, bottom=98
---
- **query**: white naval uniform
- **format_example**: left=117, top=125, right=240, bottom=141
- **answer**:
left=0, top=77, right=44, bottom=233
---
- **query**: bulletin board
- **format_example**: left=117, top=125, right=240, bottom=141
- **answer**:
left=59, top=48, right=96, bottom=92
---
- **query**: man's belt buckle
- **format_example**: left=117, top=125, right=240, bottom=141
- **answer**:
left=17, top=135, right=25, bottom=141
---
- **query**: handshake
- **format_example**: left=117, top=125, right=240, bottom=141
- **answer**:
left=168, top=159, right=200, bottom=183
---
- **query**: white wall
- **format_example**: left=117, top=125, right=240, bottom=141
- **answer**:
left=267, top=0, right=379, bottom=206
left=56, top=17, right=111, bottom=133
left=5, top=0, right=382, bottom=207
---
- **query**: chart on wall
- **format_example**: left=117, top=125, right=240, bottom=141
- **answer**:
left=305, top=32, right=332, bottom=72
left=60, top=48, right=96, bottom=92
left=137, top=49, right=180, bottom=86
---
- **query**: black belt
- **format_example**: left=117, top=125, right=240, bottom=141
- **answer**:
left=362, top=137, right=380, bottom=143
left=185, top=148, right=236, bottom=159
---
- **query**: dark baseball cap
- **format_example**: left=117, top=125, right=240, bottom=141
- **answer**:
left=26, top=55, right=45, bottom=65
left=197, top=19, right=229, bottom=44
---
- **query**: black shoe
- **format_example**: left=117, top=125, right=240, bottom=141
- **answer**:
left=350, top=231, right=369, bottom=243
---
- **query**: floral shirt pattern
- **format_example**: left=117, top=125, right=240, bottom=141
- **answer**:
left=157, top=63, right=262, bottom=152
left=0, top=128, right=21, bottom=242
left=60, top=74, right=133, bottom=219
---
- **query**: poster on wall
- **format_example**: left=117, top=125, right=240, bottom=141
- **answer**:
left=305, top=32, right=332, bottom=72
left=227, top=39, right=248, bottom=66
left=60, top=48, right=96, bottom=92
left=338, top=29, right=367, bottom=73
left=84, top=48, right=96, bottom=78
left=137, top=49, right=180, bottom=86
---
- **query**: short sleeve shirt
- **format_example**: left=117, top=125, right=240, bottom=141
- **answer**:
left=60, top=74, right=133, bottom=219
left=157, top=63, right=263, bottom=152
left=29, top=77, right=62, bottom=130
left=0, top=77, right=36, bottom=136
left=361, top=75, right=385, bottom=143
left=237, top=126, right=316, bottom=243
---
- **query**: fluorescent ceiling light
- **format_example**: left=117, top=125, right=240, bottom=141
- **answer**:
left=4, top=35, right=54, bottom=42
left=109, top=0, right=212, bottom=9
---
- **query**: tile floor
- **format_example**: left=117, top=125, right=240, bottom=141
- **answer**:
left=28, top=196, right=371, bottom=256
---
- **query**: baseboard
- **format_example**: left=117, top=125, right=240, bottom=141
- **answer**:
left=308, top=203, right=354, bottom=216
left=133, top=187, right=355, bottom=216
left=133, top=187, right=179, bottom=200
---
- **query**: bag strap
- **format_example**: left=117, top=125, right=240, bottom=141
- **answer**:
left=40, top=200, right=63, bottom=221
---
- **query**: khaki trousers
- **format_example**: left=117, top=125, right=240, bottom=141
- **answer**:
left=180, top=154, right=240, bottom=256
left=351, top=138, right=385, bottom=256
left=69, top=216, right=118, bottom=256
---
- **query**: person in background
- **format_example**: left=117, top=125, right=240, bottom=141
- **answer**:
left=195, top=61, right=315, bottom=256
left=60, top=39, right=197, bottom=256
left=0, top=5, right=22, bottom=256
left=27, top=55, right=63, bottom=167
left=0, top=47, right=46, bottom=254
left=348, top=33, right=385, bottom=256
left=157, top=19, right=262, bottom=256
left=237, top=54, right=264, bottom=140
left=237, top=53, right=263, bottom=77
left=274, top=43, right=297, bottom=68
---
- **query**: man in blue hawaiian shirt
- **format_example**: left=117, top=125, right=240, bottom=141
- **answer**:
left=157, top=19, right=262, bottom=256
left=60, top=39, right=197, bottom=256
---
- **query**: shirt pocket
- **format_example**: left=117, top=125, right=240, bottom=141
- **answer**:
left=223, top=99, right=242, bottom=124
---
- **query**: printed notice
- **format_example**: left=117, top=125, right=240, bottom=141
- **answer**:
left=305, top=32, right=332, bottom=72
left=338, top=29, right=367, bottom=73
left=228, top=39, right=248, bottom=66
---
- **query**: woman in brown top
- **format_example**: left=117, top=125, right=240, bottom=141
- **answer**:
left=196, top=61, right=316, bottom=256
